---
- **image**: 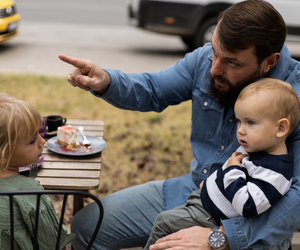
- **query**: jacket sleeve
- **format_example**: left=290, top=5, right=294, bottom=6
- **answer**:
left=89, top=46, right=211, bottom=112
left=222, top=165, right=260, bottom=218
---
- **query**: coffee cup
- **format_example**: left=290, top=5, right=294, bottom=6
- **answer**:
left=47, top=115, right=67, bottom=132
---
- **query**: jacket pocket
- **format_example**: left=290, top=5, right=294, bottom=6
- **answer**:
left=191, top=90, right=222, bottom=139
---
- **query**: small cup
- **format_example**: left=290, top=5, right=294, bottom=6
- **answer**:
left=47, top=115, right=67, bottom=132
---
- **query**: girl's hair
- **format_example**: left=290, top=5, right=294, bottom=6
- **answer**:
left=237, top=78, right=300, bottom=136
left=0, top=93, right=42, bottom=170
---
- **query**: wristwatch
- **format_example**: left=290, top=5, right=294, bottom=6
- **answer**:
left=208, top=226, right=226, bottom=250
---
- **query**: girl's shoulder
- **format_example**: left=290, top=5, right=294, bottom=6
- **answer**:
left=0, top=174, right=43, bottom=191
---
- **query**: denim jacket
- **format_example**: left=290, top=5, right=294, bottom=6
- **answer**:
left=91, top=43, right=300, bottom=249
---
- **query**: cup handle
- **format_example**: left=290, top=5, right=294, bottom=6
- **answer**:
left=63, top=118, right=67, bottom=125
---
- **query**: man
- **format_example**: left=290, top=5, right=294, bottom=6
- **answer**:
left=59, top=0, right=300, bottom=249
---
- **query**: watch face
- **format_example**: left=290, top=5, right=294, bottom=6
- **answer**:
left=209, top=230, right=225, bottom=247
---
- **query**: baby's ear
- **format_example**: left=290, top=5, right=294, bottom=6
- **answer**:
left=276, top=118, right=290, bottom=138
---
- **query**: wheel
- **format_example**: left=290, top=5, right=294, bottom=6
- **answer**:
left=181, top=36, right=195, bottom=50
left=194, top=16, right=218, bottom=48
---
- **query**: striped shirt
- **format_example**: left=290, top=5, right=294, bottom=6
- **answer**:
left=201, top=146, right=293, bottom=226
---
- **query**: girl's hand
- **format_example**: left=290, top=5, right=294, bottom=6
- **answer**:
left=227, top=152, right=249, bottom=167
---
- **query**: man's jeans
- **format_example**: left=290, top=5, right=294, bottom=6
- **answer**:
left=71, top=180, right=164, bottom=250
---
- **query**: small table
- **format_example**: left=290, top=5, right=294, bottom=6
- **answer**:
left=36, top=119, right=104, bottom=215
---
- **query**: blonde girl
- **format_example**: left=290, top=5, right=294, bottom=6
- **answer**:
left=0, top=93, right=75, bottom=250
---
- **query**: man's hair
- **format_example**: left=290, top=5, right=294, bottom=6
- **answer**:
left=237, top=78, right=300, bottom=136
left=0, top=93, right=42, bottom=170
left=218, top=0, right=287, bottom=64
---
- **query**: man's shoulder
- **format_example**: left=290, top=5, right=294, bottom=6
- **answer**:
left=267, top=44, right=300, bottom=94
left=191, top=43, right=213, bottom=58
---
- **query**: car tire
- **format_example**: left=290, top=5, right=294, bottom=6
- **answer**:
left=181, top=36, right=195, bottom=50
left=194, top=16, right=218, bottom=49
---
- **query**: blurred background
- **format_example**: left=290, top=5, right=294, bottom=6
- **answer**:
left=1, top=0, right=300, bottom=77
left=0, top=0, right=187, bottom=76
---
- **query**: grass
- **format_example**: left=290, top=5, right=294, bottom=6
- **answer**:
left=0, top=73, right=193, bottom=222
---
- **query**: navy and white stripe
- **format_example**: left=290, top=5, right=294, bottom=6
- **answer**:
left=201, top=146, right=293, bottom=225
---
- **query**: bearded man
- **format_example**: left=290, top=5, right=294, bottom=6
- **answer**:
left=59, top=0, right=300, bottom=249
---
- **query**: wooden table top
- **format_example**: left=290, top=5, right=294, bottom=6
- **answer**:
left=36, top=119, right=104, bottom=191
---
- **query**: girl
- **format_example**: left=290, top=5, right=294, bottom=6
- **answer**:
left=0, top=93, right=75, bottom=250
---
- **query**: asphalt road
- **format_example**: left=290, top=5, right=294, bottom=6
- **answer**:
left=0, top=21, right=188, bottom=76
left=14, top=0, right=127, bottom=26
left=1, top=0, right=299, bottom=77
left=0, top=0, right=187, bottom=76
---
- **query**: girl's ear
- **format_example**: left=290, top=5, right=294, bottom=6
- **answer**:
left=0, top=157, right=8, bottom=166
left=277, top=118, right=290, bottom=138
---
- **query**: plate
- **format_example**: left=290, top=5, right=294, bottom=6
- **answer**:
left=46, top=135, right=107, bottom=156
left=19, top=155, right=44, bottom=172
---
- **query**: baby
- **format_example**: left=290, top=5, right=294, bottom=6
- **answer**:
left=145, top=78, right=300, bottom=249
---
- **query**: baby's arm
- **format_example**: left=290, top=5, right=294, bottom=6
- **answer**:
left=198, top=152, right=248, bottom=189
left=222, top=155, right=292, bottom=217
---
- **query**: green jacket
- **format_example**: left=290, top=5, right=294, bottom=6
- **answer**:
left=0, top=174, right=75, bottom=250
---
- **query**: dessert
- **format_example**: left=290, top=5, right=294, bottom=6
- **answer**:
left=57, top=125, right=80, bottom=150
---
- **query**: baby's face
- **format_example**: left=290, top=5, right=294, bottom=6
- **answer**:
left=234, top=94, right=279, bottom=153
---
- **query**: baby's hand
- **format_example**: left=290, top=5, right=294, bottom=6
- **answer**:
left=227, top=152, right=249, bottom=167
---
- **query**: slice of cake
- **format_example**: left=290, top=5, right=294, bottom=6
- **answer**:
left=57, top=125, right=80, bottom=148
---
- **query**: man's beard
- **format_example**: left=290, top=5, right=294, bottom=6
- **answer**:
left=207, top=68, right=263, bottom=108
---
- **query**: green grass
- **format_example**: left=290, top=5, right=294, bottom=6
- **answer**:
left=0, top=73, right=193, bottom=199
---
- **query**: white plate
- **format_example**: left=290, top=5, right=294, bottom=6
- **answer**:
left=46, top=135, right=107, bottom=156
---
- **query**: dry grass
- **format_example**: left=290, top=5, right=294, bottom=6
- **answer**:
left=0, top=73, right=193, bottom=224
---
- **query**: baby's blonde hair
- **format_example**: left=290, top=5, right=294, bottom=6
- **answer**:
left=237, top=78, right=300, bottom=136
left=0, top=93, right=42, bottom=170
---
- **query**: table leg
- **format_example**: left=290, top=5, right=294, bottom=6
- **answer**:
left=73, top=190, right=87, bottom=216
left=71, top=190, right=88, bottom=250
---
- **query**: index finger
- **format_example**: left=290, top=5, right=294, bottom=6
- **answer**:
left=156, top=233, right=180, bottom=243
left=232, top=152, right=242, bottom=157
left=150, top=239, right=175, bottom=250
left=240, top=153, right=249, bottom=158
left=58, top=54, right=87, bottom=69
left=234, top=153, right=249, bottom=162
